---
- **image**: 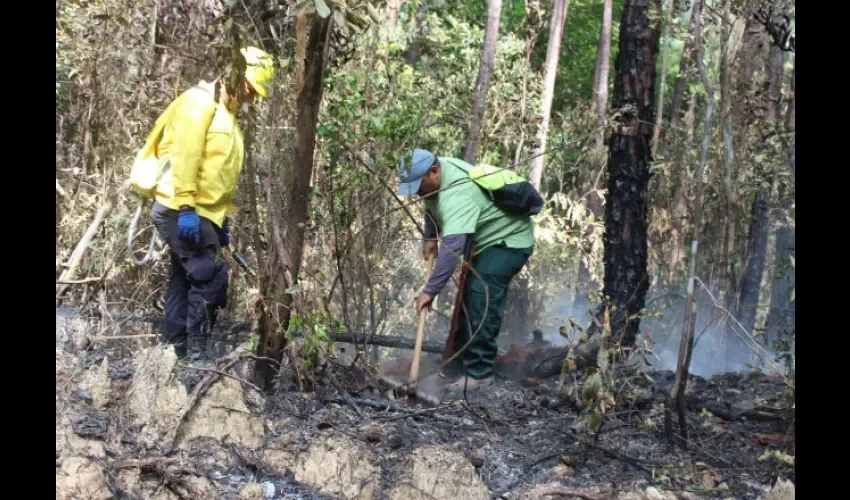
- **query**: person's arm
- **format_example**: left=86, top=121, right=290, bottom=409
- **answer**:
left=423, top=233, right=469, bottom=297
left=424, top=212, right=438, bottom=239
left=168, top=89, right=217, bottom=209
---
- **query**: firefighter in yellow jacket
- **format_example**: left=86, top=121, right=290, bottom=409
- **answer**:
left=150, top=47, right=275, bottom=360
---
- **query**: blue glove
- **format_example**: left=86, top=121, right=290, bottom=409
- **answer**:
left=220, top=219, right=230, bottom=247
left=177, top=209, right=201, bottom=245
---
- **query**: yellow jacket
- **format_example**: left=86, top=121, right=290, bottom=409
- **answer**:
left=153, top=80, right=244, bottom=228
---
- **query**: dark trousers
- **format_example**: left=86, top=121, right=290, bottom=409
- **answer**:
left=452, top=243, right=532, bottom=379
left=151, top=202, right=229, bottom=347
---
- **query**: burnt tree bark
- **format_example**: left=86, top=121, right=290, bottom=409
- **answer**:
left=574, top=0, right=661, bottom=366
left=253, top=13, right=332, bottom=388
left=463, top=0, right=502, bottom=163
left=528, top=0, right=569, bottom=189
left=591, top=0, right=614, bottom=151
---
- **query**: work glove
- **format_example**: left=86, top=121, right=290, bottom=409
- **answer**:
left=177, top=208, right=201, bottom=245
left=220, top=219, right=230, bottom=247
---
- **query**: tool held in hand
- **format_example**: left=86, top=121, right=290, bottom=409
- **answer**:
left=408, top=254, right=435, bottom=384
left=378, top=254, right=448, bottom=404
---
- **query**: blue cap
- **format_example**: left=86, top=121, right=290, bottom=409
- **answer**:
left=397, top=149, right=435, bottom=196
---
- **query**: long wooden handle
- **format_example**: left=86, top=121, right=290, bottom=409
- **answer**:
left=409, top=255, right=435, bottom=383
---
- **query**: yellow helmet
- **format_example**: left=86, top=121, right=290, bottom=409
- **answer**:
left=240, top=46, right=275, bottom=97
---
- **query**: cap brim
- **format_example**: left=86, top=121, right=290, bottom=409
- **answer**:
left=397, top=178, right=422, bottom=197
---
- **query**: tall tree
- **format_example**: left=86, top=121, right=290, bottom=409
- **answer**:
left=591, top=0, right=614, bottom=151
left=665, top=0, right=711, bottom=447
left=253, top=11, right=333, bottom=388
left=528, top=0, right=569, bottom=189
left=662, top=0, right=702, bottom=159
left=735, top=2, right=787, bottom=355
left=463, top=0, right=502, bottom=163
left=651, top=0, right=672, bottom=158
left=575, top=0, right=662, bottom=365
left=767, top=59, right=795, bottom=347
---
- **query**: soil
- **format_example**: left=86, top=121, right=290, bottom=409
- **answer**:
left=56, top=317, right=795, bottom=500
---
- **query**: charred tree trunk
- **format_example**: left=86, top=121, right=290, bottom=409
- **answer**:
left=528, top=0, right=569, bottom=189
left=463, top=0, right=502, bottom=163
left=662, top=0, right=702, bottom=159
left=254, top=14, right=332, bottom=388
left=574, top=0, right=661, bottom=366
left=591, top=0, right=614, bottom=150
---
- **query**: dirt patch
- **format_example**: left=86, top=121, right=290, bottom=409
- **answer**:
left=127, top=345, right=188, bottom=448
left=176, top=376, right=264, bottom=449
left=293, top=431, right=382, bottom=499
left=56, top=457, right=110, bottom=500
left=79, top=357, right=111, bottom=409
left=389, top=445, right=490, bottom=500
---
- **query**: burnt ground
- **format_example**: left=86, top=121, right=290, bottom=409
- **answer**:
left=56, top=335, right=795, bottom=500
left=267, top=368, right=794, bottom=498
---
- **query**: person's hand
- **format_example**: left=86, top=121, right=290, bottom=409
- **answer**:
left=415, top=293, right=434, bottom=316
left=220, top=219, right=230, bottom=247
left=423, top=239, right=438, bottom=261
left=177, top=208, right=201, bottom=244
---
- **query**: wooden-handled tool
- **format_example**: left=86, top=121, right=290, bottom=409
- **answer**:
left=409, top=254, right=435, bottom=384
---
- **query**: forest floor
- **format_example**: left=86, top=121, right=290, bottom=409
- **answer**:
left=56, top=312, right=795, bottom=500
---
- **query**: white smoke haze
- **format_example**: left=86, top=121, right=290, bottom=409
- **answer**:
left=520, top=281, right=790, bottom=378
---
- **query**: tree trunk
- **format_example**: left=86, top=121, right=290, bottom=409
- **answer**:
left=719, top=0, right=737, bottom=313
left=733, top=1, right=769, bottom=133
left=768, top=144, right=794, bottom=344
left=463, top=0, right=502, bottom=164
left=735, top=187, right=769, bottom=351
left=768, top=61, right=794, bottom=346
left=529, top=0, right=570, bottom=189
left=574, top=0, right=661, bottom=366
left=406, top=3, right=428, bottom=66
left=651, top=0, right=672, bottom=158
left=254, top=14, right=332, bottom=388
left=295, top=9, right=308, bottom=95
left=591, top=0, right=613, bottom=151
left=665, top=0, right=711, bottom=447
left=387, top=0, right=401, bottom=26
left=734, top=8, right=786, bottom=359
left=662, top=0, right=702, bottom=159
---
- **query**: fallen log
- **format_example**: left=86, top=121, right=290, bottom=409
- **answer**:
left=328, top=332, right=444, bottom=354
left=209, top=322, right=447, bottom=354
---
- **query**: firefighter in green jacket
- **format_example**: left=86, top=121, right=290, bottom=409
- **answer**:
left=397, top=149, right=535, bottom=389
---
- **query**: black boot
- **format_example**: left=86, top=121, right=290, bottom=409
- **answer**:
left=187, top=332, right=207, bottom=361
left=173, top=340, right=188, bottom=359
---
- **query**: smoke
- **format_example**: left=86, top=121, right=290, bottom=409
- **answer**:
left=530, top=283, right=787, bottom=378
